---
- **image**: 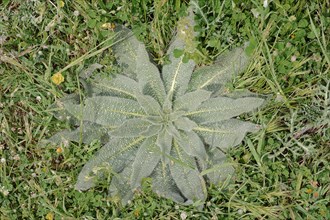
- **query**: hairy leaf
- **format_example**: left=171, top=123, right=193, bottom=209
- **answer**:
left=113, top=26, right=166, bottom=103
left=151, top=163, right=186, bottom=203
left=174, top=117, right=198, bottom=132
left=156, top=128, right=173, bottom=162
left=110, top=118, right=151, bottom=137
left=204, top=148, right=235, bottom=185
left=109, top=164, right=134, bottom=206
left=75, top=137, right=143, bottom=191
left=194, top=119, right=260, bottom=149
left=187, top=97, right=264, bottom=124
left=131, top=137, right=161, bottom=189
left=176, top=130, right=207, bottom=160
left=170, top=145, right=207, bottom=203
left=189, top=47, right=249, bottom=92
left=173, top=89, right=211, bottom=111
left=92, top=74, right=140, bottom=99
left=48, top=122, right=109, bottom=145
left=135, top=93, right=161, bottom=115
left=82, top=96, right=145, bottom=126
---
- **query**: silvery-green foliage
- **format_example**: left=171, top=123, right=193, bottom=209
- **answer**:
left=48, top=8, right=264, bottom=206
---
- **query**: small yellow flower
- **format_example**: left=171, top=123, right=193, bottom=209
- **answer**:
left=45, top=212, right=54, bottom=220
left=56, top=147, right=63, bottom=154
left=51, top=72, right=64, bottom=85
left=101, top=23, right=116, bottom=30
left=306, top=188, right=313, bottom=194
left=59, top=1, right=65, bottom=8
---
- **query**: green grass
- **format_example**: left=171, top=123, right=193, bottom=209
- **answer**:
left=0, top=0, right=329, bottom=219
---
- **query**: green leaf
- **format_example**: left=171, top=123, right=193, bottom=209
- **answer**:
left=141, top=124, right=162, bottom=137
left=189, top=47, right=249, bottom=92
left=176, top=131, right=207, bottom=160
left=187, top=97, right=264, bottom=124
left=79, top=63, right=103, bottom=79
left=109, top=164, right=134, bottom=206
left=174, top=117, right=198, bottom=132
left=156, top=128, right=173, bottom=162
left=194, top=119, right=260, bottom=149
left=113, top=26, right=166, bottom=103
left=173, top=89, right=211, bottom=111
left=169, top=146, right=207, bottom=203
left=162, top=9, right=196, bottom=98
left=131, top=137, right=161, bottom=189
left=82, top=96, right=145, bottom=126
left=92, top=75, right=140, bottom=99
left=47, top=122, right=109, bottom=145
left=173, top=49, right=184, bottom=58
left=162, top=54, right=195, bottom=99
left=204, top=148, right=234, bottom=185
left=75, top=137, right=144, bottom=191
left=151, top=163, right=186, bottom=204
left=110, top=118, right=151, bottom=137
left=51, top=93, right=80, bottom=124
left=135, top=94, right=161, bottom=115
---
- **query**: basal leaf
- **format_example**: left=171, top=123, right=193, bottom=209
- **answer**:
left=92, top=74, right=140, bottom=99
left=131, top=137, right=161, bottom=189
left=189, top=47, right=249, bottom=92
left=194, top=119, right=260, bottom=149
left=162, top=8, right=196, bottom=98
left=204, top=148, right=235, bottom=186
left=83, top=96, right=145, bottom=126
left=156, top=128, right=173, bottom=163
left=169, top=145, right=207, bottom=203
left=173, top=89, right=211, bottom=111
left=79, top=63, right=103, bottom=79
left=176, top=130, right=207, bottom=160
left=113, top=26, right=166, bottom=103
left=109, top=164, right=134, bottom=206
left=135, top=93, right=161, bottom=115
left=48, top=122, right=109, bottom=145
left=174, top=117, right=198, bottom=132
left=141, top=124, right=162, bottom=137
left=51, top=93, right=80, bottom=124
left=187, top=97, right=264, bottom=124
left=151, top=163, right=186, bottom=204
left=110, top=118, right=151, bottom=137
left=75, top=137, right=144, bottom=191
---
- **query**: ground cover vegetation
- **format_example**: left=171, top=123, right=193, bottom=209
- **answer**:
left=0, top=0, right=329, bottom=219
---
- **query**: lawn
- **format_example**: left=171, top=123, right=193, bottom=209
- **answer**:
left=0, top=0, right=329, bottom=219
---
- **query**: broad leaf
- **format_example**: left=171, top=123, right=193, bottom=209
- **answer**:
left=151, top=163, right=186, bottom=203
left=135, top=93, right=161, bottom=115
left=187, top=97, right=264, bottom=124
left=173, top=89, right=211, bottom=111
left=110, top=118, right=151, bottom=137
left=162, top=9, right=196, bottom=98
left=156, top=128, right=173, bottom=162
left=174, top=117, right=198, bottom=132
left=205, top=148, right=235, bottom=185
left=109, top=164, right=134, bottom=206
left=48, top=122, right=109, bottom=145
left=194, top=119, right=260, bottom=149
left=92, top=74, right=140, bottom=99
left=169, top=146, right=207, bottom=203
left=189, top=47, right=249, bottom=92
left=82, top=96, right=145, bottom=126
left=176, top=130, right=207, bottom=160
left=113, top=26, right=166, bottom=103
left=131, top=137, right=161, bottom=189
left=75, top=137, right=143, bottom=191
